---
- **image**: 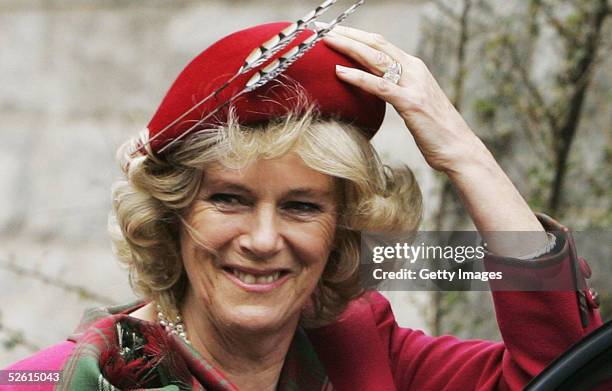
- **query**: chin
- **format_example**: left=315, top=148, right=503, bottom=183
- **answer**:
left=222, top=304, right=299, bottom=334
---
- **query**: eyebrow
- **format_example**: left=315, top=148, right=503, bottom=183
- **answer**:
left=203, top=179, right=334, bottom=199
left=204, top=181, right=253, bottom=195
left=285, top=188, right=334, bottom=199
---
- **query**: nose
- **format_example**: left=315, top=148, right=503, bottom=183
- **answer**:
left=238, top=205, right=283, bottom=259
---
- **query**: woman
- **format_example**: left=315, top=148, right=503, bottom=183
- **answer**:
left=4, top=12, right=602, bottom=391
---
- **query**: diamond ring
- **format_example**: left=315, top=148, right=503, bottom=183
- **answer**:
left=383, top=60, right=402, bottom=84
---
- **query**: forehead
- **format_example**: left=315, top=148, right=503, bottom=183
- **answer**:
left=203, top=152, right=336, bottom=195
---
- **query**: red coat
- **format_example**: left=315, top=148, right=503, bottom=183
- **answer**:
left=306, top=216, right=602, bottom=390
left=308, top=289, right=600, bottom=391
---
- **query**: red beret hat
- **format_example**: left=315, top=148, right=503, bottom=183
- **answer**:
left=146, top=22, right=386, bottom=154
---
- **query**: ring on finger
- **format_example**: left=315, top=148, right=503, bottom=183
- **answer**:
left=383, top=60, right=402, bottom=85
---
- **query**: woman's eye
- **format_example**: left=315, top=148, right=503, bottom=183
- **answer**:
left=283, top=201, right=322, bottom=214
left=209, top=193, right=248, bottom=207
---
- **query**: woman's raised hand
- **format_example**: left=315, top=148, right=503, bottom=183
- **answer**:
left=322, top=24, right=547, bottom=246
left=322, top=24, right=492, bottom=175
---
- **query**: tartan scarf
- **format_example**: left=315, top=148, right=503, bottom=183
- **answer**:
left=57, top=302, right=334, bottom=391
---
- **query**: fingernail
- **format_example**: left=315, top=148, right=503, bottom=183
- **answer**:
left=336, top=65, right=350, bottom=74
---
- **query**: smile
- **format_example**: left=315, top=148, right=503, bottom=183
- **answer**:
left=222, top=266, right=291, bottom=292
left=232, top=269, right=284, bottom=284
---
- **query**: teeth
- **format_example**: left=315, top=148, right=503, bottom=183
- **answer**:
left=231, top=269, right=283, bottom=285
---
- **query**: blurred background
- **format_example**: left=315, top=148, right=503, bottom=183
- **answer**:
left=1, top=0, right=610, bottom=366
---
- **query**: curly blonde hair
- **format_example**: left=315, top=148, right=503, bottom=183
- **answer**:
left=109, top=106, right=422, bottom=327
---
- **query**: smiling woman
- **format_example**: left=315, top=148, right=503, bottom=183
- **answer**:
left=114, top=106, right=421, bottom=333
left=106, top=100, right=421, bottom=390
left=2, top=4, right=603, bottom=391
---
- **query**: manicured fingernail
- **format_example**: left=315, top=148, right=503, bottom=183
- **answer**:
left=336, top=65, right=350, bottom=74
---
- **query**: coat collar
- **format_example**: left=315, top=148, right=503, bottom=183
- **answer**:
left=307, top=293, right=398, bottom=391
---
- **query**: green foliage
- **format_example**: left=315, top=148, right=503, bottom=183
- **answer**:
left=474, top=99, right=497, bottom=124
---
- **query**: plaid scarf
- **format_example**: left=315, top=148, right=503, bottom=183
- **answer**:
left=57, top=302, right=334, bottom=391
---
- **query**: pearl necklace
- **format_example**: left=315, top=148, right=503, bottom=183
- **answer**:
left=157, top=304, right=190, bottom=344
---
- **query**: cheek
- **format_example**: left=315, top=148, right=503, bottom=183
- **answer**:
left=179, top=206, right=243, bottom=291
left=287, top=216, right=337, bottom=268
left=181, top=204, right=243, bottom=253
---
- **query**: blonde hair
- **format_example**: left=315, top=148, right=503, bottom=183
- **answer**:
left=109, top=106, right=422, bottom=327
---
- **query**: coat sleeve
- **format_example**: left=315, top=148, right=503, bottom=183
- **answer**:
left=372, top=216, right=602, bottom=391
